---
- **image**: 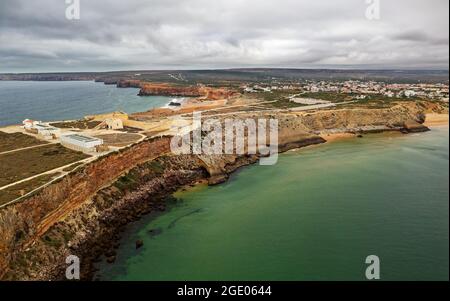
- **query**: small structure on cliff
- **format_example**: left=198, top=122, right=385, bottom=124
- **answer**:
left=93, top=118, right=124, bottom=130
left=34, top=124, right=61, bottom=139
left=23, top=119, right=60, bottom=139
left=105, top=118, right=124, bottom=130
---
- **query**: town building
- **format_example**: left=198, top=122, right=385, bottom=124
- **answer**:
left=404, top=90, right=417, bottom=98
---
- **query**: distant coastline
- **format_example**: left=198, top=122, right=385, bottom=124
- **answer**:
left=1, top=68, right=449, bottom=84
left=0, top=73, right=448, bottom=280
left=0, top=81, right=173, bottom=127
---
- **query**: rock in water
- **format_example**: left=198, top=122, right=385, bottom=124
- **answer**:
left=403, top=120, right=430, bottom=133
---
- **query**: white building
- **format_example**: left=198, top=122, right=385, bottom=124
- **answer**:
left=384, top=91, right=395, bottom=98
left=22, top=119, right=41, bottom=129
left=23, top=119, right=35, bottom=129
left=244, top=87, right=256, bottom=93
left=60, top=134, right=103, bottom=152
left=404, top=90, right=417, bottom=98
left=23, top=119, right=60, bottom=139
left=34, top=124, right=61, bottom=139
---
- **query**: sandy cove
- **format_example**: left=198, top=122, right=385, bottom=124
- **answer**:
left=424, top=113, right=449, bottom=127
left=321, top=113, right=448, bottom=143
left=0, top=100, right=447, bottom=280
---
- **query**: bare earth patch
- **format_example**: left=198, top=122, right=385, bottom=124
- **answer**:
left=0, top=144, right=89, bottom=187
left=51, top=120, right=101, bottom=129
left=94, top=133, right=142, bottom=147
left=0, top=131, right=48, bottom=153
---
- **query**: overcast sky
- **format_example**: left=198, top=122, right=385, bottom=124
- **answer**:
left=0, top=0, right=448, bottom=72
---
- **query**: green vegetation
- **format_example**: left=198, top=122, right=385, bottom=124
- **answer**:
left=61, top=228, right=74, bottom=243
left=112, top=159, right=166, bottom=193
left=340, top=95, right=425, bottom=109
left=299, top=92, right=353, bottom=103
left=247, top=90, right=298, bottom=102
left=301, top=91, right=422, bottom=103
left=113, top=173, right=140, bottom=192
left=148, top=160, right=165, bottom=175
left=0, top=131, right=48, bottom=153
left=265, top=98, right=306, bottom=109
left=245, top=91, right=309, bottom=109
left=286, top=92, right=431, bottom=109
left=42, top=234, right=62, bottom=249
left=0, top=144, right=88, bottom=187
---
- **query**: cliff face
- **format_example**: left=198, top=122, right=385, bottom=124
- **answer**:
left=116, top=79, right=141, bottom=88
left=0, top=137, right=173, bottom=279
left=2, top=155, right=209, bottom=280
left=138, top=83, right=238, bottom=100
left=0, top=101, right=445, bottom=280
left=297, top=102, right=430, bottom=133
left=138, top=83, right=202, bottom=97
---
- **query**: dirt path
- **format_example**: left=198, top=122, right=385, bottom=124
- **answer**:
left=0, top=142, right=54, bottom=156
left=0, top=157, right=95, bottom=192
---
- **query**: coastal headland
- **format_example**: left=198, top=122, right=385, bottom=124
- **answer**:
left=0, top=75, right=448, bottom=280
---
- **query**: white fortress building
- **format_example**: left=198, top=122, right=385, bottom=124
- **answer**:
left=23, top=119, right=60, bottom=139
left=60, top=134, right=104, bottom=153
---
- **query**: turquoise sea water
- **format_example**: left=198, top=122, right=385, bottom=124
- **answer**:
left=97, top=128, right=449, bottom=281
left=0, top=81, right=172, bottom=126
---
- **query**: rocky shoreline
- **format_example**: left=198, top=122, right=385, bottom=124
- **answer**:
left=0, top=100, right=445, bottom=281
left=51, top=154, right=262, bottom=281
left=70, top=126, right=430, bottom=280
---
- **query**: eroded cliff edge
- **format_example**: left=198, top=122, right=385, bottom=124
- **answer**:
left=0, top=102, right=445, bottom=280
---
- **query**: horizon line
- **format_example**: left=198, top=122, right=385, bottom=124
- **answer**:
left=1, top=67, right=449, bottom=76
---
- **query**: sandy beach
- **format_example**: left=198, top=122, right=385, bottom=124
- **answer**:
left=320, top=132, right=357, bottom=143
left=424, top=113, right=449, bottom=127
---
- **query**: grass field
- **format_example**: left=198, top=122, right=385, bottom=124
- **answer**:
left=94, top=133, right=142, bottom=147
left=51, top=120, right=101, bottom=129
left=0, top=144, right=89, bottom=187
left=0, top=131, right=48, bottom=153
left=0, top=173, right=59, bottom=206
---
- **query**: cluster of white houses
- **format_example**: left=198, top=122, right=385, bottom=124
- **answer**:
left=23, top=119, right=104, bottom=153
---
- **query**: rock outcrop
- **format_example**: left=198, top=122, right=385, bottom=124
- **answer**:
left=117, top=79, right=141, bottom=88
left=0, top=100, right=445, bottom=280
left=403, top=120, right=430, bottom=133
left=138, top=83, right=238, bottom=100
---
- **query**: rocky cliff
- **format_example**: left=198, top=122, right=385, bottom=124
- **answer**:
left=0, top=101, right=446, bottom=280
left=0, top=137, right=173, bottom=279
left=138, top=82, right=238, bottom=100
left=116, top=79, right=142, bottom=88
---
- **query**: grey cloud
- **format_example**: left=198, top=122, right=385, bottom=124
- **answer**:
left=0, top=0, right=448, bottom=72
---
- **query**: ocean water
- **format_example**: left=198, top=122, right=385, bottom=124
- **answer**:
left=0, top=81, right=173, bottom=126
left=97, top=128, right=449, bottom=281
